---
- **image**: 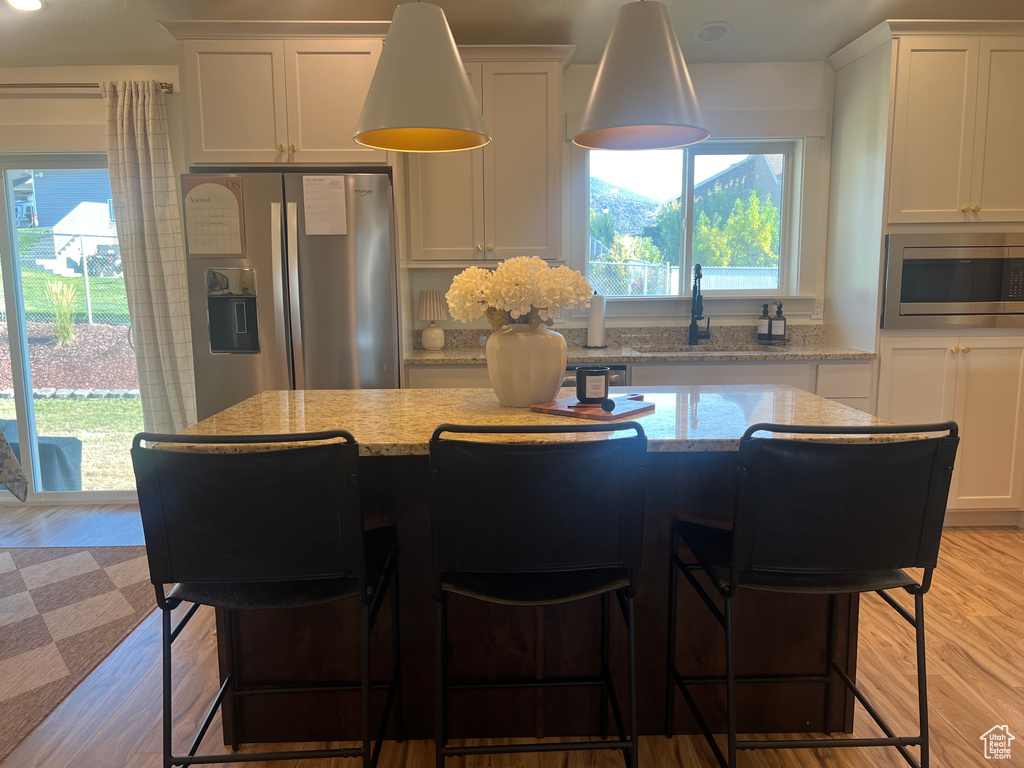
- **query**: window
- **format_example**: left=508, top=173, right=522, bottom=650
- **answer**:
left=586, top=141, right=795, bottom=297
left=0, top=157, right=142, bottom=499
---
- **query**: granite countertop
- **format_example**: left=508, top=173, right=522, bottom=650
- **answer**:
left=180, top=385, right=890, bottom=455
left=404, top=345, right=876, bottom=365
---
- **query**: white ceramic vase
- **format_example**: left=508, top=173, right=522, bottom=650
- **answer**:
left=485, top=323, right=568, bottom=407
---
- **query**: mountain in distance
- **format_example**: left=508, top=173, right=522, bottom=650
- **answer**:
left=589, top=177, right=660, bottom=236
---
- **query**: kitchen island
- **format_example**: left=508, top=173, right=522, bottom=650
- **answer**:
left=181, top=386, right=887, bottom=746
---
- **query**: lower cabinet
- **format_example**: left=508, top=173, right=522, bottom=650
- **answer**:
left=404, top=365, right=491, bottom=388
left=630, top=362, right=816, bottom=389
left=878, top=335, right=1024, bottom=510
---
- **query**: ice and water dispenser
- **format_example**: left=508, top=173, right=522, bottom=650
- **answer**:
left=206, top=268, right=259, bottom=353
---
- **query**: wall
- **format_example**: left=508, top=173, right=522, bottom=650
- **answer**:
left=407, top=60, right=837, bottom=341
left=0, top=66, right=185, bottom=174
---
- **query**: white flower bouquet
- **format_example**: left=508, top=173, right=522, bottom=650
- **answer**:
left=446, top=256, right=593, bottom=330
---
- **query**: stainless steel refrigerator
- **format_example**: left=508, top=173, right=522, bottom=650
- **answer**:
left=183, top=173, right=399, bottom=421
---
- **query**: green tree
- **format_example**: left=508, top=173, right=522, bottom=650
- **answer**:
left=642, top=199, right=682, bottom=267
left=690, top=190, right=780, bottom=270
left=692, top=210, right=729, bottom=266
left=588, top=210, right=616, bottom=249
left=607, top=233, right=663, bottom=264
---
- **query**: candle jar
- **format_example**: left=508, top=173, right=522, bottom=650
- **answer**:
left=575, top=365, right=610, bottom=404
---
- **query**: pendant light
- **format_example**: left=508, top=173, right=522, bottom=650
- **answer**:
left=355, top=2, right=491, bottom=153
left=574, top=0, right=709, bottom=150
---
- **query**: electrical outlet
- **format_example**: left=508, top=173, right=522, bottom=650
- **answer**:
left=811, top=298, right=824, bottom=320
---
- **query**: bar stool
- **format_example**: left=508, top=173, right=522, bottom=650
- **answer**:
left=131, top=431, right=402, bottom=768
left=665, top=422, right=958, bottom=768
left=428, top=422, right=647, bottom=768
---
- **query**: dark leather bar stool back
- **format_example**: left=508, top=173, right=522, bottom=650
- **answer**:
left=132, top=431, right=402, bottom=768
left=666, top=422, right=959, bottom=768
left=430, top=429, right=646, bottom=577
left=134, top=434, right=366, bottom=588
left=730, top=432, right=955, bottom=582
left=429, top=422, right=647, bottom=768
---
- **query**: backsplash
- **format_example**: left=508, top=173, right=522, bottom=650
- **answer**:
left=414, top=324, right=826, bottom=350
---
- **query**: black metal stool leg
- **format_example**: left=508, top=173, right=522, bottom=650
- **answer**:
left=162, top=606, right=174, bottom=768
left=915, top=592, right=929, bottom=768
left=435, top=593, right=448, bottom=768
left=362, top=601, right=372, bottom=767
left=824, top=593, right=837, bottom=735
left=391, top=564, right=404, bottom=743
left=725, top=596, right=736, bottom=768
left=600, top=591, right=610, bottom=740
left=665, top=526, right=678, bottom=738
left=626, top=593, right=638, bottom=768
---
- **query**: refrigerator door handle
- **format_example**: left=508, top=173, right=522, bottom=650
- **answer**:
left=286, top=201, right=306, bottom=390
left=270, top=201, right=293, bottom=389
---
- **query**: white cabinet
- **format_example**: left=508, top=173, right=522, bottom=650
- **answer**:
left=630, top=362, right=815, bottom=390
left=183, top=38, right=386, bottom=165
left=405, top=365, right=491, bottom=388
left=888, top=36, right=1024, bottom=223
left=408, top=49, right=566, bottom=261
left=878, top=335, right=1024, bottom=510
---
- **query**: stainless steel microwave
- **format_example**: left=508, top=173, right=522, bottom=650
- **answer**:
left=881, top=233, right=1024, bottom=329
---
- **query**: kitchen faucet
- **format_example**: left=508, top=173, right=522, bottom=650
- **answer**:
left=688, top=263, right=711, bottom=345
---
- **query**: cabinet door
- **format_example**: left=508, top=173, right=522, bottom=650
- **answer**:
left=888, top=37, right=979, bottom=223
left=969, top=38, right=1024, bottom=222
left=876, top=337, right=957, bottom=423
left=483, top=61, right=561, bottom=260
left=949, top=338, right=1024, bottom=510
left=630, top=363, right=813, bottom=390
left=284, top=39, right=386, bottom=164
left=407, top=64, right=486, bottom=261
left=184, top=40, right=288, bottom=164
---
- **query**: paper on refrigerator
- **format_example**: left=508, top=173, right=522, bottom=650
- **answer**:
left=302, top=176, right=348, bottom=235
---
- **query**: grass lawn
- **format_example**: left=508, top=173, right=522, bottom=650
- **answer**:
left=0, top=270, right=130, bottom=325
left=0, top=398, right=142, bottom=491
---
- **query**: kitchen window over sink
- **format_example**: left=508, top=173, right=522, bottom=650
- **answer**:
left=587, top=140, right=797, bottom=298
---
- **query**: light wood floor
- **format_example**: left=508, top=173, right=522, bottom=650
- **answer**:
left=1, top=507, right=1021, bottom=768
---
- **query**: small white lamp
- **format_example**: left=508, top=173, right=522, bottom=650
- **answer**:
left=573, top=1, right=709, bottom=150
left=418, top=290, right=448, bottom=350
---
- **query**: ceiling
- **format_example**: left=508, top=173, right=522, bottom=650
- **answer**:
left=0, top=0, right=1022, bottom=69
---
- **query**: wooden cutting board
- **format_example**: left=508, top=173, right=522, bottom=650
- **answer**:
left=531, top=394, right=655, bottom=421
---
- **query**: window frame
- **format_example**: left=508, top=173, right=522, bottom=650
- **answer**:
left=583, top=138, right=801, bottom=301
left=0, top=153, right=140, bottom=505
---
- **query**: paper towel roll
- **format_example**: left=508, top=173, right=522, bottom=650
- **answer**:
left=587, top=294, right=606, bottom=347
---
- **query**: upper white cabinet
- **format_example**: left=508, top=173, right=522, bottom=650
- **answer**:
left=182, top=38, right=386, bottom=165
left=888, top=35, right=1024, bottom=223
left=408, top=48, right=570, bottom=262
left=878, top=335, right=1024, bottom=510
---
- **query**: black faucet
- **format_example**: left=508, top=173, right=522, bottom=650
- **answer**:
left=688, top=263, right=711, bottom=345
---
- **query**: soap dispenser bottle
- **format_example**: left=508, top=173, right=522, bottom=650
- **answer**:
left=757, top=304, right=771, bottom=342
left=770, top=300, right=787, bottom=341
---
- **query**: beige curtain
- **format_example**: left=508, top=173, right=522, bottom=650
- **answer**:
left=101, top=80, right=196, bottom=433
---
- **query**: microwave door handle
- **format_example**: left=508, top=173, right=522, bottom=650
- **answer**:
left=286, top=201, right=306, bottom=390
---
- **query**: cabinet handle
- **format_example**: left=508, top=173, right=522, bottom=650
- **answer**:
left=962, top=346, right=972, bottom=353
left=289, top=144, right=296, bottom=153
left=951, top=346, right=960, bottom=353
left=475, top=244, right=482, bottom=251
left=961, top=205, right=970, bottom=213
left=277, top=144, right=284, bottom=152
left=487, top=244, right=493, bottom=251
left=972, top=205, right=981, bottom=213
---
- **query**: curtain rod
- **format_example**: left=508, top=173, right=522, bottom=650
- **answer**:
left=0, top=82, right=174, bottom=94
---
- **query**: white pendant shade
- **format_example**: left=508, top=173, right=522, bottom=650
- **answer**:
left=574, top=1, right=709, bottom=150
left=355, top=3, right=491, bottom=153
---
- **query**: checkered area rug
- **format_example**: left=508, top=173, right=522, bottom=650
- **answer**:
left=0, top=546, right=152, bottom=761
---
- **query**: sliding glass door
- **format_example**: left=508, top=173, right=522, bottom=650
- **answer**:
left=0, top=155, right=142, bottom=500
